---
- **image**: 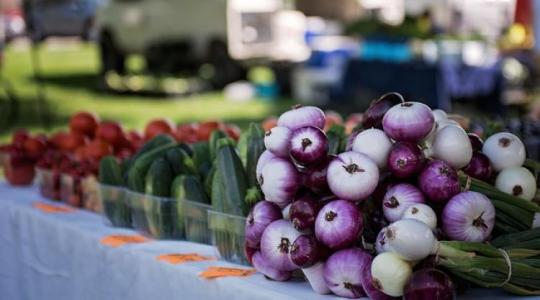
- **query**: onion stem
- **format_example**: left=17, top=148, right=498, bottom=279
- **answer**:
left=436, top=242, right=474, bottom=259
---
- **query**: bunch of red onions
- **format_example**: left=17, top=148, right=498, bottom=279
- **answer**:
left=245, top=95, right=540, bottom=299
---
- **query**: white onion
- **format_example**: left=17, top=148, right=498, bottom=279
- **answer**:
left=482, top=132, right=526, bottom=171
left=264, top=126, right=292, bottom=158
left=260, top=158, right=300, bottom=207
left=401, top=203, right=437, bottom=230
left=436, top=119, right=459, bottom=132
left=352, top=128, right=393, bottom=169
left=382, top=183, right=425, bottom=222
left=326, top=151, right=379, bottom=201
left=371, top=252, right=412, bottom=297
left=381, top=219, right=437, bottom=261
left=431, top=125, right=472, bottom=169
left=432, top=109, right=447, bottom=125
left=495, top=167, right=537, bottom=201
left=277, top=105, right=326, bottom=130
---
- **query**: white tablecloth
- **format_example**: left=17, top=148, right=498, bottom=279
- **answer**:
left=0, top=183, right=528, bottom=300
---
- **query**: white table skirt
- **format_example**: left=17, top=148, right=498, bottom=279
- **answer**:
left=0, top=182, right=528, bottom=300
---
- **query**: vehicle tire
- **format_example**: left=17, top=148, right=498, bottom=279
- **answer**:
left=99, top=31, right=125, bottom=76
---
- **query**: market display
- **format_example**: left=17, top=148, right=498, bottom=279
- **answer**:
left=1, top=92, right=540, bottom=299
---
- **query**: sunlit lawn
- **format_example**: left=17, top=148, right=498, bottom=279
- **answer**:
left=0, top=41, right=292, bottom=141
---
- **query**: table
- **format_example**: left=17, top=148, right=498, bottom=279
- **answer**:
left=0, top=182, right=527, bottom=300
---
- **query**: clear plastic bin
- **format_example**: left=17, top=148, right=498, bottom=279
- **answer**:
left=82, top=176, right=101, bottom=212
left=35, top=168, right=61, bottom=200
left=99, top=184, right=131, bottom=227
left=208, top=210, right=248, bottom=265
left=60, top=173, right=82, bottom=207
left=182, top=201, right=211, bottom=244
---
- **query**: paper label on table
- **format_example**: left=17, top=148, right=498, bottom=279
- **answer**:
left=199, top=266, right=256, bottom=279
left=157, top=253, right=215, bottom=264
left=33, top=202, right=75, bottom=213
left=100, top=235, right=149, bottom=247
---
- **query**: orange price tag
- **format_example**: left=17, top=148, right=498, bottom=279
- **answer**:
left=100, top=235, right=149, bottom=248
left=157, top=253, right=215, bottom=264
left=33, top=202, right=75, bottom=213
left=199, top=266, right=256, bottom=279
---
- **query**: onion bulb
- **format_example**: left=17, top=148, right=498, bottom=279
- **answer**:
left=387, top=142, right=426, bottom=178
left=418, top=160, right=460, bottom=204
left=256, top=150, right=277, bottom=185
left=278, top=105, right=325, bottom=130
left=323, top=248, right=371, bottom=298
left=252, top=251, right=292, bottom=281
left=431, top=125, right=472, bottom=169
left=362, top=92, right=404, bottom=129
left=289, top=126, right=328, bottom=166
left=361, top=258, right=398, bottom=300
left=495, top=167, right=537, bottom=201
left=327, top=151, right=379, bottom=201
left=432, top=109, right=447, bottom=125
left=264, top=126, right=292, bottom=158
left=482, top=132, right=526, bottom=171
left=382, top=102, right=434, bottom=143
left=260, top=158, right=300, bottom=207
left=379, top=219, right=437, bottom=261
left=463, top=152, right=493, bottom=181
left=260, top=220, right=301, bottom=271
left=371, top=252, right=413, bottom=297
left=403, top=268, right=456, bottom=300
left=401, top=203, right=437, bottom=230
left=352, top=128, right=393, bottom=169
left=315, top=200, right=363, bottom=249
left=382, top=183, right=425, bottom=222
left=245, top=201, right=283, bottom=247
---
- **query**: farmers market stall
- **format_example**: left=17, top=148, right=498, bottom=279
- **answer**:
left=0, top=182, right=530, bottom=300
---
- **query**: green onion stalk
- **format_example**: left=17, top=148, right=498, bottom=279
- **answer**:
left=458, top=173, right=540, bottom=234
left=437, top=228, right=540, bottom=296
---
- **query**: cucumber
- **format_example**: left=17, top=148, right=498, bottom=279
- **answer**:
left=136, top=134, right=176, bottom=157
left=205, top=165, right=216, bottom=197
left=177, top=143, right=193, bottom=157
left=145, top=157, right=173, bottom=197
left=211, top=169, right=226, bottom=212
left=99, top=156, right=124, bottom=186
left=244, top=123, right=265, bottom=187
left=165, top=147, right=197, bottom=176
left=192, top=142, right=212, bottom=178
left=127, top=143, right=176, bottom=192
left=327, top=124, right=346, bottom=155
left=216, top=137, right=248, bottom=215
left=171, top=175, right=209, bottom=204
left=209, top=130, right=227, bottom=162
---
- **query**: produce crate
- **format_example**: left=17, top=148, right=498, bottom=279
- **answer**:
left=60, top=173, right=83, bottom=207
left=208, top=210, right=248, bottom=265
left=99, top=184, right=131, bottom=227
left=35, top=168, right=61, bottom=200
left=182, top=201, right=211, bottom=244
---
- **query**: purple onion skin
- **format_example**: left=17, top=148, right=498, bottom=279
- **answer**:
left=418, top=160, right=460, bottom=204
left=315, top=200, right=363, bottom=249
left=252, top=251, right=292, bottom=281
left=290, top=196, right=321, bottom=231
left=346, top=130, right=359, bottom=151
left=387, top=142, right=426, bottom=178
left=260, top=157, right=301, bottom=207
left=244, top=241, right=258, bottom=265
left=278, top=105, right=326, bottom=130
left=382, top=183, right=425, bottom=222
left=290, top=126, right=328, bottom=166
left=360, top=258, right=399, bottom=300
left=467, top=133, right=483, bottom=153
left=290, top=235, right=323, bottom=268
left=324, top=248, right=371, bottom=298
left=382, top=102, right=435, bottom=143
left=362, top=92, right=404, bottom=129
left=305, top=156, right=331, bottom=194
left=462, top=152, right=492, bottom=182
left=260, top=220, right=301, bottom=271
left=256, top=150, right=277, bottom=185
left=245, top=201, right=283, bottom=248
left=403, top=269, right=456, bottom=300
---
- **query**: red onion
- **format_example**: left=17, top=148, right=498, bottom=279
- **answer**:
left=290, top=235, right=331, bottom=294
left=352, top=128, right=393, bottom=169
left=260, top=220, right=301, bottom=271
left=468, top=133, right=483, bottom=152
left=260, top=158, right=300, bottom=207
left=289, top=126, right=328, bottom=166
left=252, top=251, right=292, bottom=281
left=382, top=102, right=435, bottom=143
left=305, top=156, right=331, bottom=194
left=290, top=196, right=320, bottom=231
left=256, top=150, right=277, bottom=185
left=315, top=200, right=363, bottom=249
left=442, top=191, right=495, bottom=242
left=403, top=269, right=456, bottom=300
left=387, top=142, right=425, bottom=178
left=327, top=151, right=379, bottom=201
left=244, top=241, right=258, bottom=265
left=278, top=105, right=325, bottom=130
left=418, top=160, right=460, bottom=204
left=382, top=183, right=425, bottom=222
left=362, top=92, right=404, bottom=129
left=360, top=258, right=399, bottom=300
left=245, top=201, right=283, bottom=248
left=463, top=152, right=492, bottom=181
left=346, top=130, right=359, bottom=151
left=323, top=248, right=371, bottom=298
left=264, top=126, right=292, bottom=158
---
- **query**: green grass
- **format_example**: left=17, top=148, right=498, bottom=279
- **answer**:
left=0, top=42, right=292, bottom=142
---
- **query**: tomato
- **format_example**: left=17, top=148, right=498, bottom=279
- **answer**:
left=69, top=111, right=99, bottom=138
left=127, top=130, right=144, bottom=151
left=84, top=139, right=113, bottom=161
left=58, top=132, right=87, bottom=152
left=345, top=113, right=363, bottom=135
left=144, top=119, right=174, bottom=141
left=12, top=129, right=29, bottom=147
left=23, top=136, right=47, bottom=160
left=324, top=110, right=344, bottom=131
left=175, top=123, right=199, bottom=143
left=95, top=121, right=125, bottom=148
left=4, top=150, right=35, bottom=186
left=261, top=117, right=278, bottom=132
left=224, top=124, right=241, bottom=141
left=197, top=120, right=222, bottom=141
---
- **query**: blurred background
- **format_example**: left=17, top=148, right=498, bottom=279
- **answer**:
left=1, top=0, right=539, bottom=153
